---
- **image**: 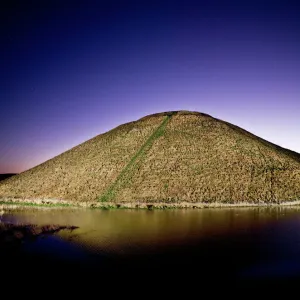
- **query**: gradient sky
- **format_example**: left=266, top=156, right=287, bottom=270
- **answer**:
left=1, top=0, right=300, bottom=173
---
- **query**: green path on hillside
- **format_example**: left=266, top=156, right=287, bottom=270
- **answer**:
left=99, top=115, right=171, bottom=202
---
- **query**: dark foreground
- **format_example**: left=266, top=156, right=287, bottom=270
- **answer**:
left=1, top=223, right=299, bottom=296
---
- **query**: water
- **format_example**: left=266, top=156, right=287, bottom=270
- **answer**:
left=1, top=206, right=300, bottom=289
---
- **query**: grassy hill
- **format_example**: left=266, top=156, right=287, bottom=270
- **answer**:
left=0, top=111, right=299, bottom=208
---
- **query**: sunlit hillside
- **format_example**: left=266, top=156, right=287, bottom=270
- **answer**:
left=1, top=111, right=299, bottom=207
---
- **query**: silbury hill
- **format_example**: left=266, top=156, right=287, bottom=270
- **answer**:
left=0, top=111, right=300, bottom=208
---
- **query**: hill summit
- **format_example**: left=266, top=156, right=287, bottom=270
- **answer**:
left=1, top=110, right=300, bottom=208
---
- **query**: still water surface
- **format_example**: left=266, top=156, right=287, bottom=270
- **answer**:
left=2, top=206, right=300, bottom=284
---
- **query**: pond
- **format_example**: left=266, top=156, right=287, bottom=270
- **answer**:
left=1, top=206, right=300, bottom=289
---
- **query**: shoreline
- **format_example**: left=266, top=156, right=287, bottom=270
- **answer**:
left=1, top=197, right=300, bottom=210
left=0, top=222, right=78, bottom=252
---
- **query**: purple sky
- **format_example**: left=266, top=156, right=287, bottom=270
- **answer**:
left=1, top=0, right=300, bottom=173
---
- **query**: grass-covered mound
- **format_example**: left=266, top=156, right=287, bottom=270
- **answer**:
left=0, top=111, right=299, bottom=207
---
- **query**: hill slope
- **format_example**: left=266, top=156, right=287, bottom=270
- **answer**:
left=0, top=111, right=300, bottom=208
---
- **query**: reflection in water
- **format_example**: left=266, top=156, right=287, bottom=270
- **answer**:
left=2, top=207, right=297, bottom=253
left=2, top=206, right=300, bottom=286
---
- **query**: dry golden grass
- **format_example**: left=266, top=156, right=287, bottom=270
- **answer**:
left=0, top=111, right=299, bottom=206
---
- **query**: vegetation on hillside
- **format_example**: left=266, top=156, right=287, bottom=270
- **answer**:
left=99, top=115, right=171, bottom=202
left=0, top=111, right=299, bottom=207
